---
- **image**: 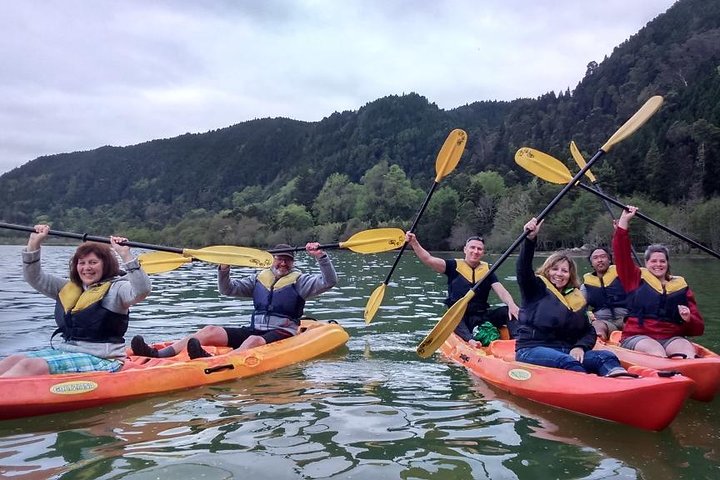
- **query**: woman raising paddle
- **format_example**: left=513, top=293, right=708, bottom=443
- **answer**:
left=0, top=224, right=151, bottom=377
left=613, top=206, right=704, bottom=358
left=514, top=218, right=629, bottom=377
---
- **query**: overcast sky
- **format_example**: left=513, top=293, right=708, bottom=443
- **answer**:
left=0, top=0, right=676, bottom=174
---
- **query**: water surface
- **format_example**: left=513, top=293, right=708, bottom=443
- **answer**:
left=0, top=245, right=718, bottom=479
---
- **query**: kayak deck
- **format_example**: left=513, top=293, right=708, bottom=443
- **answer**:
left=595, top=331, right=720, bottom=402
left=0, top=320, right=349, bottom=421
left=441, top=334, right=694, bottom=431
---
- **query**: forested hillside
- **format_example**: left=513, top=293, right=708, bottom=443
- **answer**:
left=1, top=0, right=719, bottom=252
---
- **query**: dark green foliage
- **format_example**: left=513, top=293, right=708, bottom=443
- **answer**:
left=2, top=0, right=720, bottom=252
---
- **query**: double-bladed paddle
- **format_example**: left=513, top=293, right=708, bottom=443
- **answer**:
left=139, top=227, right=406, bottom=273
left=268, top=228, right=405, bottom=255
left=570, top=140, right=642, bottom=264
left=515, top=148, right=720, bottom=261
left=363, top=129, right=468, bottom=324
left=0, top=222, right=273, bottom=273
left=415, top=95, right=664, bottom=358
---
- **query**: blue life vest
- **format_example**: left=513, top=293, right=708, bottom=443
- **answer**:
left=53, top=281, right=128, bottom=343
left=251, top=269, right=305, bottom=330
left=583, top=265, right=628, bottom=311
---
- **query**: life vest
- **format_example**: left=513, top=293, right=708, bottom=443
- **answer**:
left=626, top=269, right=688, bottom=326
left=53, top=280, right=128, bottom=343
left=583, top=265, right=628, bottom=311
left=445, top=260, right=491, bottom=312
left=251, top=269, right=305, bottom=330
left=515, top=276, right=590, bottom=349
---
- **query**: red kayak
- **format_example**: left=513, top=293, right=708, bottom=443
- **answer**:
left=0, top=320, right=348, bottom=421
left=595, top=331, right=720, bottom=402
left=440, top=334, right=694, bottom=431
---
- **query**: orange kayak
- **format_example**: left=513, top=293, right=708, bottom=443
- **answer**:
left=595, top=331, right=720, bottom=402
left=0, top=320, right=348, bottom=421
left=440, top=334, right=694, bottom=431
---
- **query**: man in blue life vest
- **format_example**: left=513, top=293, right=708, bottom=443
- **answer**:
left=131, top=242, right=337, bottom=359
left=580, top=247, right=628, bottom=341
left=405, top=233, right=519, bottom=345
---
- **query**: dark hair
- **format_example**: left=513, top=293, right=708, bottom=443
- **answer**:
left=587, top=246, right=613, bottom=264
left=69, top=242, right=120, bottom=286
left=465, top=236, right=485, bottom=245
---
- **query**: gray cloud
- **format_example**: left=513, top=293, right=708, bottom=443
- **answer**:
left=0, top=0, right=676, bottom=174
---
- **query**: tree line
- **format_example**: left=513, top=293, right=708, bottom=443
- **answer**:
left=1, top=0, right=719, bottom=252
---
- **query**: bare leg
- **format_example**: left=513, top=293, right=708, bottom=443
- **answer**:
left=166, top=325, right=229, bottom=354
left=664, top=337, right=697, bottom=359
left=631, top=338, right=668, bottom=357
left=234, top=335, right=267, bottom=352
left=592, top=320, right=610, bottom=341
left=0, top=355, right=26, bottom=375
left=0, top=357, right=51, bottom=378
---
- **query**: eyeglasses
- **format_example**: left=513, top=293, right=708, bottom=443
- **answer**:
left=465, top=236, right=484, bottom=244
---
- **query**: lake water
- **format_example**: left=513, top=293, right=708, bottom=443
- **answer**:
left=0, top=245, right=718, bottom=479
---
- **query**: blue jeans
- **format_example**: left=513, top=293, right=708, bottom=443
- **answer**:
left=516, top=346, right=621, bottom=376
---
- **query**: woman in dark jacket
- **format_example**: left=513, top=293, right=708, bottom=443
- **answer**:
left=514, top=218, right=628, bottom=376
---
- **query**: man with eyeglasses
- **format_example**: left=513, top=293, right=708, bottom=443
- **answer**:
left=580, top=246, right=628, bottom=341
left=406, top=233, right=519, bottom=345
left=130, top=242, right=337, bottom=359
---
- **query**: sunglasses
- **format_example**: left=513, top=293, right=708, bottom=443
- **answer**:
left=465, top=236, right=485, bottom=244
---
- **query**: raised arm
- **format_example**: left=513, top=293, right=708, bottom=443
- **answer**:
left=405, top=232, right=445, bottom=273
left=516, top=218, right=546, bottom=305
left=613, top=206, right=641, bottom=291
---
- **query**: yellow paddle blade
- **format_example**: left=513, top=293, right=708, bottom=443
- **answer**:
left=434, top=129, right=467, bottom=182
left=183, top=246, right=273, bottom=269
left=364, top=283, right=386, bottom=324
left=138, top=252, right=192, bottom=274
left=515, top=148, right=573, bottom=185
left=416, top=290, right=475, bottom=358
left=601, top=95, right=663, bottom=152
left=341, top=228, right=405, bottom=254
left=569, top=141, right=597, bottom=183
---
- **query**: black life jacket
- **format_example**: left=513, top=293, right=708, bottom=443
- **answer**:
left=446, top=260, right=491, bottom=312
left=53, top=281, right=128, bottom=344
left=515, top=277, right=589, bottom=349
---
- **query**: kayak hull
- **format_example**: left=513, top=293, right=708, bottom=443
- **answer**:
left=0, top=320, right=348, bottom=421
left=440, top=334, right=694, bottom=431
left=595, top=331, right=720, bottom=402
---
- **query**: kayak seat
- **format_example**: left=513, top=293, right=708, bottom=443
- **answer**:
left=489, top=340, right=516, bottom=361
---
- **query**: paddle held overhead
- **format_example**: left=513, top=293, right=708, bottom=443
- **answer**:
left=364, top=129, right=468, bottom=324
left=515, top=147, right=720, bottom=261
left=416, top=95, right=664, bottom=358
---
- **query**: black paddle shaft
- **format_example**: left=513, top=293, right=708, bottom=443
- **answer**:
left=0, top=222, right=185, bottom=254
left=587, top=181, right=642, bottom=265
left=469, top=148, right=609, bottom=295
left=574, top=184, right=720, bottom=260
left=268, top=243, right=340, bottom=254
left=381, top=180, right=439, bottom=284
